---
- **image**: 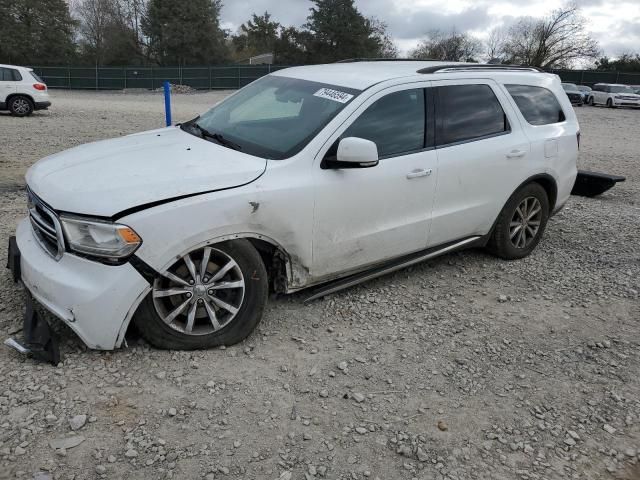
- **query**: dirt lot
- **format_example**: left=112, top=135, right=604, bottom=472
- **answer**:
left=0, top=90, right=638, bottom=480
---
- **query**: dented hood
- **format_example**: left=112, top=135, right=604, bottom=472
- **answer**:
left=26, top=127, right=267, bottom=217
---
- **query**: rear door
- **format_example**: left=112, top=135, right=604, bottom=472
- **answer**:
left=593, top=84, right=607, bottom=104
left=428, top=80, right=532, bottom=246
left=0, top=68, right=18, bottom=104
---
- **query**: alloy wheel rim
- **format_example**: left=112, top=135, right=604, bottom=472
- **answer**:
left=14, top=99, right=29, bottom=114
left=509, top=196, right=542, bottom=249
left=152, top=247, right=245, bottom=335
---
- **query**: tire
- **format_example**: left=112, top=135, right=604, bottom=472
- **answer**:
left=9, top=95, right=34, bottom=117
left=588, top=96, right=595, bottom=106
left=606, top=98, right=614, bottom=108
left=134, top=239, right=268, bottom=350
left=486, top=182, right=550, bottom=260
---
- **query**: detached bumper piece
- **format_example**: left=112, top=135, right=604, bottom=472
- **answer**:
left=5, top=236, right=61, bottom=365
left=571, top=170, right=626, bottom=197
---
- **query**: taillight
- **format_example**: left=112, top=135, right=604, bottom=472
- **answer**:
left=33, top=83, right=47, bottom=91
left=576, top=131, right=581, bottom=150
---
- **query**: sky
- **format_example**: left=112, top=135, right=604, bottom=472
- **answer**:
left=220, top=0, right=640, bottom=61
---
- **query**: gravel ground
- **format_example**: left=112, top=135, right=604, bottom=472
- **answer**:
left=0, top=91, right=638, bottom=480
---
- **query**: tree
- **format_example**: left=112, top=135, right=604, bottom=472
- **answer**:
left=596, top=53, right=640, bottom=72
left=143, top=0, right=229, bottom=65
left=304, top=0, right=395, bottom=62
left=410, top=29, right=482, bottom=62
left=485, top=27, right=507, bottom=63
left=232, top=12, right=280, bottom=61
left=74, top=0, right=145, bottom=65
left=273, top=27, right=312, bottom=64
left=502, top=3, right=599, bottom=68
left=0, top=0, right=76, bottom=65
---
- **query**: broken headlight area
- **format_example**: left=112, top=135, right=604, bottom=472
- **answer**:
left=59, top=215, right=142, bottom=263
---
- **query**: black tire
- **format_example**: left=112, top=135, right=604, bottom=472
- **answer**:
left=134, top=239, right=268, bottom=350
left=486, top=182, right=550, bottom=260
left=8, top=95, right=34, bottom=117
left=606, top=98, right=614, bottom=108
left=588, top=96, right=595, bottom=106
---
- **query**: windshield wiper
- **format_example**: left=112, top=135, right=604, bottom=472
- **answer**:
left=192, top=123, right=242, bottom=151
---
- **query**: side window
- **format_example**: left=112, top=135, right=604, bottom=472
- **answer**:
left=10, top=69, right=22, bottom=81
left=505, top=84, right=566, bottom=126
left=437, top=84, right=509, bottom=146
left=0, top=68, right=8, bottom=81
left=342, top=89, right=425, bottom=158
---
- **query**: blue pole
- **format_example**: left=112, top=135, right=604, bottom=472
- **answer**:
left=163, top=81, right=172, bottom=126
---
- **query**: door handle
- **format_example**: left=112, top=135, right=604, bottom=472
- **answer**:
left=406, top=168, right=432, bottom=179
left=506, top=149, right=526, bottom=159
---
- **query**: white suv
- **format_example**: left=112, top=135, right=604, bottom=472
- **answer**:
left=587, top=83, right=640, bottom=108
left=8, top=62, right=578, bottom=353
left=0, top=64, right=51, bottom=116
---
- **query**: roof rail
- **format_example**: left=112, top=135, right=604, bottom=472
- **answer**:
left=417, top=64, right=545, bottom=74
left=336, top=58, right=438, bottom=63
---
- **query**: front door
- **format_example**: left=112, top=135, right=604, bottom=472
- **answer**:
left=311, top=84, right=437, bottom=280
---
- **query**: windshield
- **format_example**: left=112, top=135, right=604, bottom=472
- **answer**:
left=610, top=85, right=635, bottom=94
left=186, top=76, right=360, bottom=159
left=562, top=83, right=579, bottom=92
left=577, top=85, right=591, bottom=92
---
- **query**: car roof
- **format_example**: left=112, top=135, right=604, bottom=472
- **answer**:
left=0, top=63, right=32, bottom=71
left=272, top=61, right=551, bottom=90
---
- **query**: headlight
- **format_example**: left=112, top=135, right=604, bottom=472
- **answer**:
left=614, top=95, right=623, bottom=99
left=60, top=215, right=142, bottom=260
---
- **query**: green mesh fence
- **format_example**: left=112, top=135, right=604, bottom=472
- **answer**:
left=30, top=65, right=293, bottom=90
left=29, top=66, right=640, bottom=90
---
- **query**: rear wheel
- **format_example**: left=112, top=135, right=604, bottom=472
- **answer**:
left=487, top=183, right=550, bottom=260
left=134, top=239, right=268, bottom=350
left=9, top=96, right=33, bottom=116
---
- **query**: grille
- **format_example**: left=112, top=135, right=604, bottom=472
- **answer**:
left=27, top=188, right=64, bottom=260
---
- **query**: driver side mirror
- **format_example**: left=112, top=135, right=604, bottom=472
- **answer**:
left=323, top=137, right=379, bottom=169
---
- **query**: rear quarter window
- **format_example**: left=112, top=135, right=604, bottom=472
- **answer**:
left=505, top=85, right=566, bottom=126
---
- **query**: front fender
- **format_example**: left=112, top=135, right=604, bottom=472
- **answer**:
left=119, top=182, right=313, bottom=290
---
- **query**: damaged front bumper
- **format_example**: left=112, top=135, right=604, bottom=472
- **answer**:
left=6, top=218, right=150, bottom=354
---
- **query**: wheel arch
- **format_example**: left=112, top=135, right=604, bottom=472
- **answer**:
left=482, top=173, right=558, bottom=245
left=6, top=93, right=35, bottom=105
left=119, top=232, right=305, bottom=348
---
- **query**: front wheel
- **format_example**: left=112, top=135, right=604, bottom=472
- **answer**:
left=606, top=98, right=615, bottom=108
left=588, top=96, right=595, bottom=106
left=486, top=183, right=550, bottom=260
left=134, top=239, right=268, bottom=350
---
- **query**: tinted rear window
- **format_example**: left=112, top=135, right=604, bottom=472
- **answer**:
left=505, top=85, right=565, bottom=126
left=0, top=68, right=21, bottom=81
left=437, top=84, right=509, bottom=146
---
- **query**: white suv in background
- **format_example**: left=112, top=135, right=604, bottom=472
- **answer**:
left=8, top=61, right=579, bottom=354
left=0, top=64, right=51, bottom=116
left=587, top=83, right=640, bottom=108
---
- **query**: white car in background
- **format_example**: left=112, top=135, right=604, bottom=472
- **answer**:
left=8, top=61, right=579, bottom=354
left=587, top=83, right=640, bottom=108
left=0, top=64, right=51, bottom=116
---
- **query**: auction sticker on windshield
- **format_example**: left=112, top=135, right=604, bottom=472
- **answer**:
left=313, top=88, right=354, bottom=103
